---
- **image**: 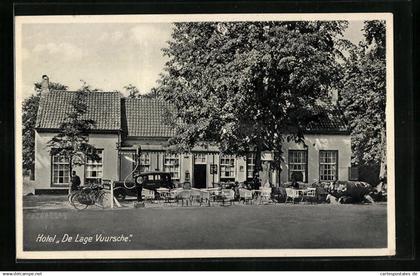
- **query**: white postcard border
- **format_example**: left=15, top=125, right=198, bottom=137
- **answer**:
left=15, top=12, right=395, bottom=259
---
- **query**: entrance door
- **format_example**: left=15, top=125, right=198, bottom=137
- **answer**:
left=194, top=164, right=207, bottom=189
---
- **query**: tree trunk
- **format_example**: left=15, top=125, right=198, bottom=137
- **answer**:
left=253, top=144, right=262, bottom=189
left=275, top=145, right=283, bottom=187
left=274, top=149, right=283, bottom=187
left=277, top=166, right=282, bottom=187
left=260, top=161, right=271, bottom=187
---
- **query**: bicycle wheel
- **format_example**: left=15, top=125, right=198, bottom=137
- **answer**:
left=95, top=191, right=107, bottom=209
left=70, top=192, right=89, bottom=210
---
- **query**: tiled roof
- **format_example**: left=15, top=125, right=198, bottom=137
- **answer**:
left=124, top=99, right=349, bottom=137
left=124, top=98, right=175, bottom=137
left=35, top=90, right=121, bottom=131
left=306, top=105, right=349, bottom=133
left=36, top=92, right=348, bottom=136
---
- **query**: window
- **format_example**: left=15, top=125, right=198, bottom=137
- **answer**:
left=220, top=155, right=235, bottom=180
left=288, top=150, right=308, bottom=182
left=319, top=150, right=338, bottom=181
left=139, top=152, right=151, bottom=172
left=247, top=153, right=256, bottom=179
left=52, top=155, right=70, bottom=185
left=85, top=150, right=103, bottom=185
left=163, top=154, right=180, bottom=180
left=194, top=153, right=207, bottom=164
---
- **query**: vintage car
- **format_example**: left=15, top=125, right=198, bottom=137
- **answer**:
left=113, top=171, right=175, bottom=201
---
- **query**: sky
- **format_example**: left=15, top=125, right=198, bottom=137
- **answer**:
left=19, top=20, right=365, bottom=99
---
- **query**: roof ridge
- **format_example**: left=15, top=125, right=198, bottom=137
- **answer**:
left=126, top=97, right=165, bottom=101
left=49, top=90, right=121, bottom=94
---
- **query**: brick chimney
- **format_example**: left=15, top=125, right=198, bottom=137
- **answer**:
left=41, top=75, right=49, bottom=93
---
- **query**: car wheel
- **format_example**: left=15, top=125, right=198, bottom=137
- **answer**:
left=114, top=189, right=126, bottom=201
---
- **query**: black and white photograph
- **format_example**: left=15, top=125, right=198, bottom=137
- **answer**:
left=15, top=13, right=395, bottom=259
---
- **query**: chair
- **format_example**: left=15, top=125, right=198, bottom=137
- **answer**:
left=158, top=188, right=179, bottom=204
left=259, top=187, right=272, bottom=204
left=163, top=191, right=175, bottom=204
left=175, top=190, right=192, bottom=206
left=200, top=190, right=211, bottom=206
left=239, top=188, right=253, bottom=204
left=168, top=188, right=182, bottom=198
left=285, top=188, right=301, bottom=204
left=220, top=189, right=235, bottom=206
left=143, top=189, right=155, bottom=203
left=156, top=188, right=170, bottom=201
left=189, top=189, right=203, bottom=206
left=303, top=188, right=317, bottom=204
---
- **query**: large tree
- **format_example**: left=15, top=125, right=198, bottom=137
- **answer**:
left=47, top=82, right=100, bottom=189
left=22, top=81, right=68, bottom=175
left=339, top=20, right=386, bottom=183
left=159, top=21, right=348, bottom=180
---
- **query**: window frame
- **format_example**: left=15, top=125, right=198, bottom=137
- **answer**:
left=288, top=149, right=309, bottom=183
left=139, top=152, right=151, bottom=173
left=319, top=150, right=339, bottom=181
left=85, top=149, right=104, bottom=185
left=51, top=154, right=71, bottom=187
left=163, top=153, right=180, bottom=180
left=220, top=155, right=236, bottom=181
left=246, top=153, right=256, bottom=180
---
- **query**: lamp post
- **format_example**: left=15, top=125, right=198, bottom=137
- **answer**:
left=134, top=145, right=141, bottom=180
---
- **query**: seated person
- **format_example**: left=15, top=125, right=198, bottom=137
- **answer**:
left=291, top=179, right=299, bottom=189
left=252, top=174, right=261, bottom=190
left=290, top=171, right=303, bottom=189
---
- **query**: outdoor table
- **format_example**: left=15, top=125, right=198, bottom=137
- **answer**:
left=302, top=187, right=316, bottom=202
left=222, top=188, right=235, bottom=199
left=174, top=189, right=203, bottom=206
left=176, top=189, right=193, bottom=206
left=294, top=188, right=316, bottom=202
left=205, top=188, right=221, bottom=200
left=157, top=188, right=180, bottom=203
left=156, top=188, right=170, bottom=200
left=239, top=188, right=253, bottom=204
left=206, top=188, right=220, bottom=194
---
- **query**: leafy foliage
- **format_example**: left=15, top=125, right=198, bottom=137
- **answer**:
left=124, top=84, right=159, bottom=99
left=34, top=81, right=68, bottom=94
left=124, top=84, right=140, bottom=98
left=47, top=82, right=100, bottom=173
left=339, top=20, right=386, bottom=179
left=159, top=21, right=348, bottom=172
left=142, top=87, right=159, bottom=99
left=22, top=82, right=68, bottom=173
left=22, top=95, right=40, bottom=173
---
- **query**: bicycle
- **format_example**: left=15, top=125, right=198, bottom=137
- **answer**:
left=68, top=184, right=107, bottom=210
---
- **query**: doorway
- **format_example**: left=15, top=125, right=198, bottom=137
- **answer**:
left=193, top=164, right=207, bottom=189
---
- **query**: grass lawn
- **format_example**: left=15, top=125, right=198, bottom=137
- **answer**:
left=23, top=202, right=387, bottom=251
